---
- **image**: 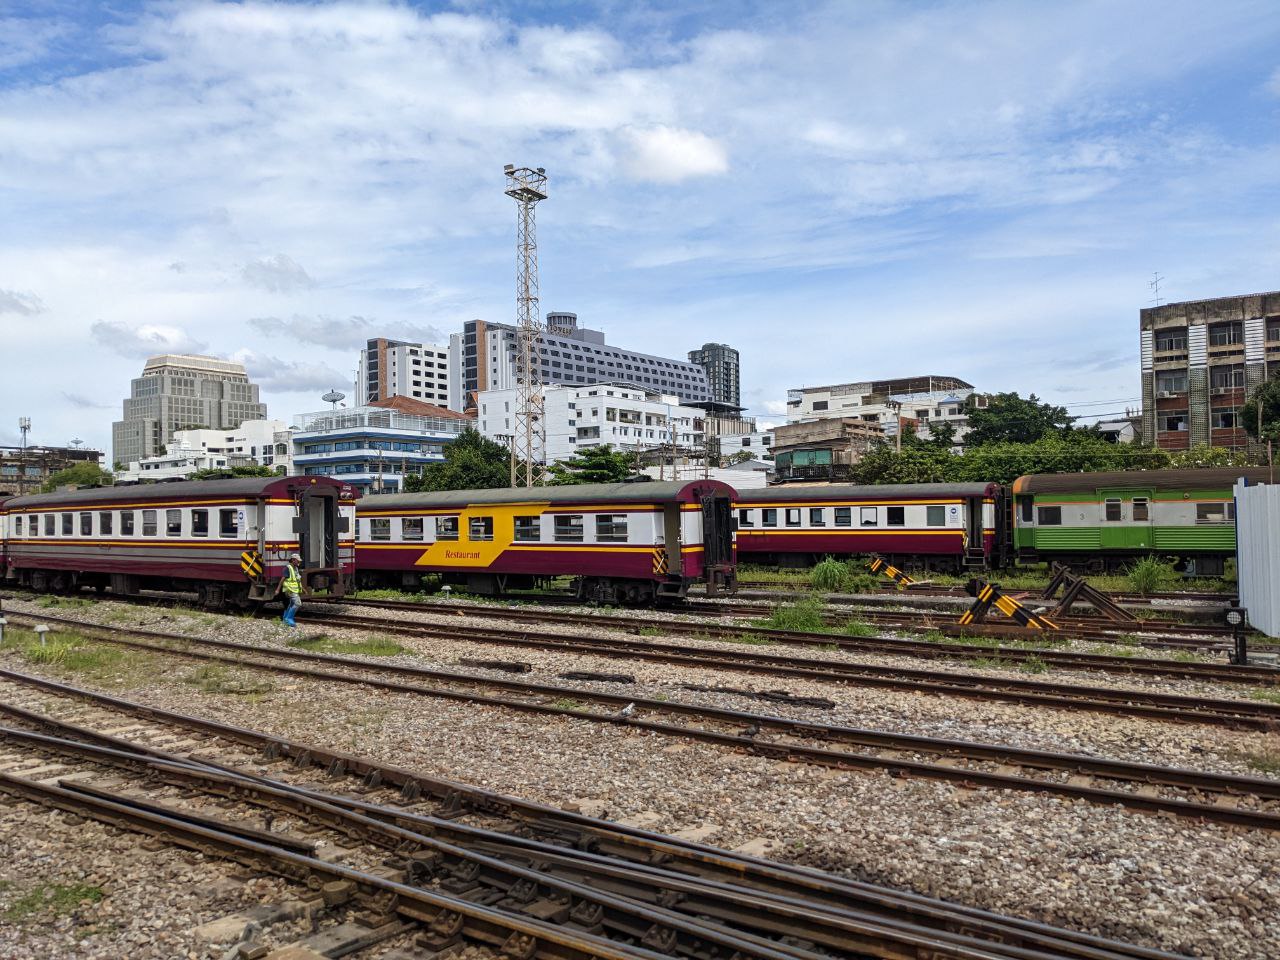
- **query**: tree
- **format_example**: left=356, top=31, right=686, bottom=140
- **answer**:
left=41, top=462, right=113, bottom=492
left=721, top=450, right=757, bottom=467
left=1167, top=446, right=1251, bottom=469
left=964, top=392, right=1076, bottom=446
left=1242, top=377, right=1280, bottom=444
left=549, top=445, right=638, bottom=485
left=188, top=464, right=280, bottom=480
left=404, top=429, right=515, bottom=492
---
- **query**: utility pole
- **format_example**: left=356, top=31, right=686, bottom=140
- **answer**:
left=18, top=417, right=30, bottom=451
left=504, top=164, right=549, bottom=487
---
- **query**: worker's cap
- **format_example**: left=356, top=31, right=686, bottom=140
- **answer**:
left=289, top=552, right=302, bottom=562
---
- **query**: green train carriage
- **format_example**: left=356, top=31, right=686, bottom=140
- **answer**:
left=1011, top=467, right=1268, bottom=576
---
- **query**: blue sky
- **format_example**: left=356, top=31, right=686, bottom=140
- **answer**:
left=2, top=0, right=1279, bottom=457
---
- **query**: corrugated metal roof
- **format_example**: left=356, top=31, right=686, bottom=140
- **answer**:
left=1013, top=468, right=1272, bottom=495
left=361, top=479, right=734, bottom=509
left=740, top=482, right=996, bottom=501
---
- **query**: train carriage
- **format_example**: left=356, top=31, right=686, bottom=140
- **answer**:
left=1011, top=467, right=1267, bottom=575
left=356, top=479, right=737, bottom=604
left=0, top=477, right=358, bottom=606
left=734, top=483, right=1007, bottom=571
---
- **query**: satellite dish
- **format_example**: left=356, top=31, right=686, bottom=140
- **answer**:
left=322, top=390, right=346, bottom=405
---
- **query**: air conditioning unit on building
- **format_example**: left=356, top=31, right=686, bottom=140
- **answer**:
left=1157, top=391, right=1173, bottom=399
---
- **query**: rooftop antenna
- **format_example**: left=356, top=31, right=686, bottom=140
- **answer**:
left=1149, top=272, right=1164, bottom=308
left=69, top=437, right=83, bottom=449
left=18, top=417, right=30, bottom=451
left=504, top=163, right=549, bottom=487
left=322, top=389, right=346, bottom=414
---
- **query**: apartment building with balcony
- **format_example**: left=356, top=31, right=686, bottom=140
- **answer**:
left=1140, top=292, right=1279, bottom=454
left=291, top=397, right=470, bottom=492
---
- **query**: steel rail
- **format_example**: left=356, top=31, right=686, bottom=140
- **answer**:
left=305, top=612, right=1280, bottom=730
left=0, top=667, right=1185, bottom=960
left=9, top=613, right=1280, bottom=831
left=318, top=606, right=1277, bottom=686
left=0, top=726, right=861, bottom=960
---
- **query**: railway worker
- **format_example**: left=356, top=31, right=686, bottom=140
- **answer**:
left=277, top=552, right=303, bottom=627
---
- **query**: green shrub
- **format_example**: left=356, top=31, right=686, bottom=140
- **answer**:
left=810, top=557, right=849, bottom=592
left=1127, top=556, right=1177, bottom=595
left=845, top=572, right=884, bottom=593
left=841, top=620, right=876, bottom=637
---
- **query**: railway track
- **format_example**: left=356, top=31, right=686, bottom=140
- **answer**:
left=8, top=612, right=1280, bottom=833
left=303, top=611, right=1280, bottom=731
left=334, top=598, right=1271, bottom=680
left=0, top=668, right=1180, bottom=960
left=731, top=580, right=1236, bottom=605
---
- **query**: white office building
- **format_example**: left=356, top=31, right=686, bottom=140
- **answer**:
left=358, top=337, right=451, bottom=407
left=116, top=419, right=292, bottom=482
left=451, top=313, right=711, bottom=412
left=476, top=383, right=706, bottom=466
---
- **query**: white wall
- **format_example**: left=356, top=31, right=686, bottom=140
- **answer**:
left=1235, top=479, right=1280, bottom=638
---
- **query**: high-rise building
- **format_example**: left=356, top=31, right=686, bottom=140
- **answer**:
left=449, top=313, right=711, bottom=412
left=111, top=355, right=268, bottom=468
left=357, top=338, right=451, bottom=407
left=1139, top=291, right=1278, bottom=454
left=688, top=342, right=741, bottom=412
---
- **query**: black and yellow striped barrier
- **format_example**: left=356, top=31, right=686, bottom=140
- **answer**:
left=961, top=579, right=1058, bottom=631
left=240, top=550, right=263, bottom=580
left=867, top=556, right=915, bottom=587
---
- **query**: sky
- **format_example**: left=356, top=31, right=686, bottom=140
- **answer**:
left=2, top=0, right=1279, bottom=459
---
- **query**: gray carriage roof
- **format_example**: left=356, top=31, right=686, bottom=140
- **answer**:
left=362, top=479, right=731, bottom=510
left=5, top=478, right=293, bottom=509
left=738, top=482, right=996, bottom=501
left=1013, top=468, right=1272, bottom=495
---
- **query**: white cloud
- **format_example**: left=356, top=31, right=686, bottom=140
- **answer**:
left=231, top=350, right=347, bottom=394
left=248, top=315, right=445, bottom=350
left=0, top=288, right=44, bottom=315
left=241, top=255, right=315, bottom=293
left=620, top=126, right=729, bottom=183
left=1268, top=65, right=1280, bottom=96
left=89, top=320, right=209, bottom=359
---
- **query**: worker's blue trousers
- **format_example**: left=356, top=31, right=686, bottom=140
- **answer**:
left=282, top=594, right=301, bottom=627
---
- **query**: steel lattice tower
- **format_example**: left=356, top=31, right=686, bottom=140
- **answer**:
left=504, top=164, right=549, bottom=487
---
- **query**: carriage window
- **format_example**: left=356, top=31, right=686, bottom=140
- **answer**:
left=860, top=507, right=877, bottom=527
left=926, top=505, right=946, bottom=527
left=596, top=514, right=628, bottom=542
left=738, top=509, right=754, bottom=528
left=761, top=509, right=778, bottom=527
left=401, top=518, right=424, bottom=541
left=513, top=516, right=541, bottom=542
left=1019, top=497, right=1033, bottom=523
left=834, top=507, right=851, bottom=527
left=435, top=516, right=460, bottom=541
left=809, top=508, right=825, bottom=527
left=80, top=512, right=92, bottom=536
left=121, top=511, right=135, bottom=536
left=100, top=512, right=113, bottom=536
left=887, top=506, right=905, bottom=527
left=191, top=510, right=209, bottom=537
left=1132, top=498, right=1149, bottom=522
left=219, top=508, right=238, bottom=537
left=1195, top=503, right=1230, bottom=524
left=785, top=509, right=802, bottom=527
left=1037, top=506, right=1062, bottom=526
left=13, top=516, right=21, bottom=536
left=1104, top=499, right=1122, bottom=522
left=469, top=516, right=494, bottom=541
left=371, top=518, right=391, bottom=541
left=61, top=513, right=72, bottom=535
left=142, top=510, right=158, bottom=536
left=44, top=514, right=55, bottom=536
left=554, top=515, right=584, bottom=542
left=166, top=509, right=182, bottom=536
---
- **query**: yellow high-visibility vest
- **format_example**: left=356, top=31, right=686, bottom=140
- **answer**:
left=282, top=563, right=302, bottom=596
